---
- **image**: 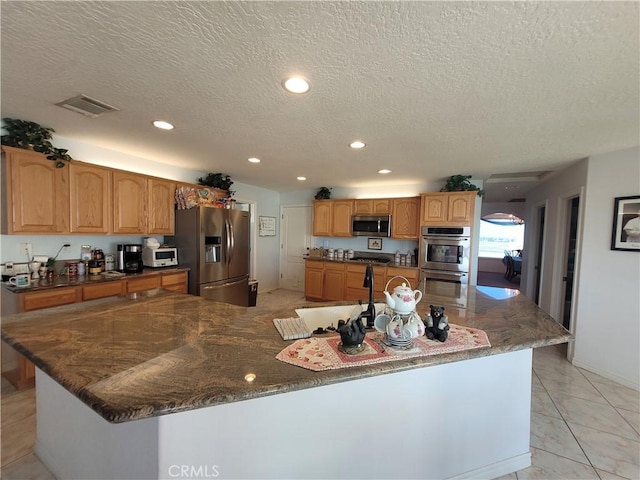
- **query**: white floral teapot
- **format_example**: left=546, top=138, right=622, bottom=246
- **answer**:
left=383, top=276, right=423, bottom=315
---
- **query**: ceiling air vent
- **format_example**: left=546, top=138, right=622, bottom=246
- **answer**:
left=55, top=95, right=119, bottom=118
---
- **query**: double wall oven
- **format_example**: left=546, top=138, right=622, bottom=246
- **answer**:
left=421, top=226, right=470, bottom=284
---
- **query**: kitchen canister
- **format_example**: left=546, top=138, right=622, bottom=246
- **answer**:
left=88, top=260, right=101, bottom=276
left=65, top=261, right=79, bottom=278
left=105, top=254, right=115, bottom=271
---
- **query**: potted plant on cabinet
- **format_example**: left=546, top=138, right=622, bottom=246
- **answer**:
left=314, top=187, right=332, bottom=200
left=440, top=175, right=484, bottom=197
left=1, top=117, right=73, bottom=167
left=197, top=173, right=235, bottom=197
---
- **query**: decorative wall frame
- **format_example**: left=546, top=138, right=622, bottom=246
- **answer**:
left=367, top=238, right=382, bottom=250
left=259, top=216, right=276, bottom=237
left=611, top=195, right=640, bottom=251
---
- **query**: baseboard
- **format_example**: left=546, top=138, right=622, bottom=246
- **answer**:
left=572, top=360, right=639, bottom=391
left=448, top=452, right=531, bottom=480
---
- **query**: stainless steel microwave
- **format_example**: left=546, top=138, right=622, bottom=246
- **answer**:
left=351, top=215, right=392, bottom=237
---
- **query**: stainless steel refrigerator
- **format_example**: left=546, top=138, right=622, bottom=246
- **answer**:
left=169, top=207, right=250, bottom=306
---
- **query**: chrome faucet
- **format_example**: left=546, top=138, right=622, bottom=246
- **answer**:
left=361, top=263, right=376, bottom=328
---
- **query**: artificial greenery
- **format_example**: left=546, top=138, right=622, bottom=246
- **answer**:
left=1, top=117, right=73, bottom=168
left=440, top=175, right=484, bottom=197
left=314, top=186, right=332, bottom=200
left=197, top=173, right=235, bottom=197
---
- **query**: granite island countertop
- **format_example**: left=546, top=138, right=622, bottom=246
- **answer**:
left=1, top=285, right=571, bottom=424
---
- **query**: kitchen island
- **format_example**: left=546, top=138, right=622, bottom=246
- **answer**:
left=1, top=285, right=571, bottom=480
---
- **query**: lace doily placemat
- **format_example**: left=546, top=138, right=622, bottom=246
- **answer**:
left=276, top=324, right=490, bottom=372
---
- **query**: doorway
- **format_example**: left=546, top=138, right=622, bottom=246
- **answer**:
left=560, top=196, right=580, bottom=330
left=533, top=205, right=545, bottom=306
left=280, top=205, right=312, bottom=290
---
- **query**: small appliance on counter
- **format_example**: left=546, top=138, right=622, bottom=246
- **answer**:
left=142, top=238, right=178, bottom=268
left=121, top=244, right=144, bottom=273
left=116, top=244, right=125, bottom=272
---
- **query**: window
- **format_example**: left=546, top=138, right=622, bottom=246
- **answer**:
left=479, top=213, right=525, bottom=258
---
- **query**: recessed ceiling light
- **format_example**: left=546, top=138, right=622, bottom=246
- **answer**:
left=378, top=169, right=391, bottom=174
left=152, top=120, right=174, bottom=130
left=297, top=176, right=307, bottom=181
left=282, top=76, right=310, bottom=94
left=349, top=141, right=366, bottom=149
left=248, top=157, right=261, bottom=163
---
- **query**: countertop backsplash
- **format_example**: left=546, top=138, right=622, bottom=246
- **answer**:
left=0, top=234, right=158, bottom=271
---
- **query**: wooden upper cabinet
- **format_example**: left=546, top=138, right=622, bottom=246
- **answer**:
left=447, top=192, right=476, bottom=224
left=332, top=200, right=353, bottom=237
left=69, top=162, right=111, bottom=233
left=421, top=194, right=448, bottom=224
left=391, top=197, right=420, bottom=239
left=2, top=146, right=69, bottom=234
left=148, top=178, right=176, bottom=235
left=353, top=199, right=391, bottom=215
left=112, top=171, right=148, bottom=234
left=313, top=200, right=332, bottom=236
left=420, top=192, right=476, bottom=226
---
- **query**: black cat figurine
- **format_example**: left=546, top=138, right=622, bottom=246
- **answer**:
left=337, top=315, right=367, bottom=347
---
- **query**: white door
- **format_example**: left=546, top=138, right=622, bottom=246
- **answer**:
left=280, top=205, right=312, bottom=290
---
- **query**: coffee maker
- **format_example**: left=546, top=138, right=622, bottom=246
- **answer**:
left=120, top=244, right=143, bottom=273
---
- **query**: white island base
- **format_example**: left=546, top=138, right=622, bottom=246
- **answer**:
left=35, top=349, right=532, bottom=480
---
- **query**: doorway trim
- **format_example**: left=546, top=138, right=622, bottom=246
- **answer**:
left=552, top=187, right=584, bottom=361
left=234, top=197, right=258, bottom=281
left=279, top=204, right=313, bottom=291
left=529, top=200, right=548, bottom=306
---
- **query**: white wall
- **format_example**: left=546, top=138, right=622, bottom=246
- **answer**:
left=573, top=147, right=640, bottom=388
left=1, top=136, right=282, bottom=292
left=525, top=148, right=640, bottom=389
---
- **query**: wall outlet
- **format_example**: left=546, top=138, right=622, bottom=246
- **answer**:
left=20, top=243, right=33, bottom=260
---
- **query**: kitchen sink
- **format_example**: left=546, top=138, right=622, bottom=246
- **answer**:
left=295, top=303, right=386, bottom=331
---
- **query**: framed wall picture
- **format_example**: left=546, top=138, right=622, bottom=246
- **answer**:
left=367, top=238, right=382, bottom=250
left=611, top=195, right=640, bottom=251
left=258, top=216, right=276, bottom=237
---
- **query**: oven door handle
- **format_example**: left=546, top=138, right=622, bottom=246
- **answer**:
left=423, top=236, right=469, bottom=242
left=421, top=269, right=467, bottom=277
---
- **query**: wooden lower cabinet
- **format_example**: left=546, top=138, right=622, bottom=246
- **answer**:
left=161, top=271, right=188, bottom=293
left=304, top=260, right=324, bottom=300
left=305, top=261, right=421, bottom=302
left=83, top=281, right=126, bottom=300
left=323, top=262, right=345, bottom=301
left=19, top=286, right=82, bottom=312
left=345, top=264, right=386, bottom=301
left=126, top=275, right=161, bottom=293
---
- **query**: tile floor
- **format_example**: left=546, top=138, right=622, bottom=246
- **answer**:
left=1, top=290, right=638, bottom=480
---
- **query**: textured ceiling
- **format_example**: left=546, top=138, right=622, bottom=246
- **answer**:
left=1, top=1, right=638, bottom=201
